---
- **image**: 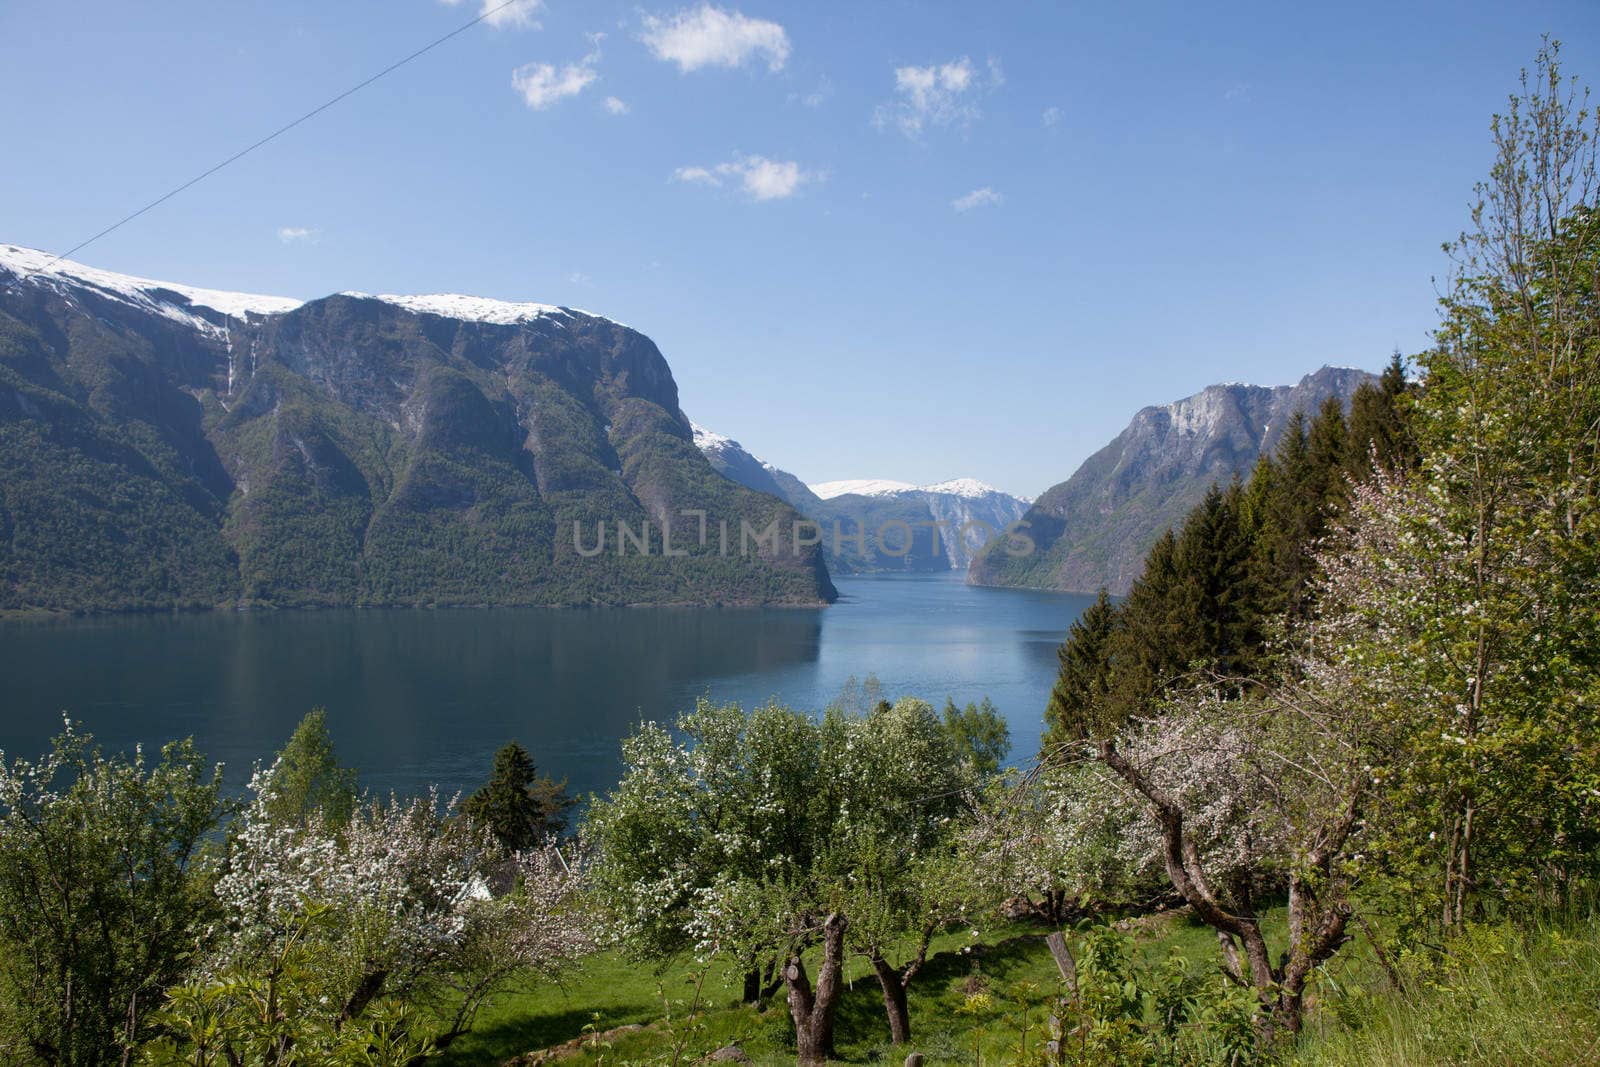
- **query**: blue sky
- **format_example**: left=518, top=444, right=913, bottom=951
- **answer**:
left=3, top=1, right=1597, bottom=497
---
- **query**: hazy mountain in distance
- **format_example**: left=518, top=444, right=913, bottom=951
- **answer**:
left=967, top=366, right=1375, bottom=595
left=693, top=425, right=1029, bottom=571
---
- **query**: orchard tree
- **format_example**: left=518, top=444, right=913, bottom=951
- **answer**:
left=205, top=760, right=591, bottom=1050
left=0, top=721, right=227, bottom=1064
left=584, top=699, right=827, bottom=1004
left=961, top=763, right=1161, bottom=926
left=589, top=697, right=990, bottom=1063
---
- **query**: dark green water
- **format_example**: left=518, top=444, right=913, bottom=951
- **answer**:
left=0, top=574, right=1093, bottom=800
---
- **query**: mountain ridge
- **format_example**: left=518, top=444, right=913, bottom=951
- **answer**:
left=968, top=366, right=1375, bottom=595
left=0, top=245, right=835, bottom=612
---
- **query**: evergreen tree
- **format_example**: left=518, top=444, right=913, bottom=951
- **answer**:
left=1345, top=352, right=1415, bottom=475
left=264, top=709, right=358, bottom=828
left=1044, top=589, right=1117, bottom=749
left=1171, top=480, right=1257, bottom=677
left=463, top=742, right=575, bottom=854
left=1305, top=395, right=1349, bottom=509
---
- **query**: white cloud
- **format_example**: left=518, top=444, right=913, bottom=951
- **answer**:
left=873, top=55, right=1000, bottom=137
left=640, top=4, right=789, bottom=72
left=603, top=95, right=630, bottom=115
left=511, top=48, right=600, bottom=110
left=673, top=153, right=819, bottom=200
left=569, top=271, right=592, bottom=285
left=441, top=0, right=543, bottom=30
left=951, top=187, right=1003, bottom=213
left=1042, top=105, right=1063, bottom=127
left=277, top=226, right=319, bottom=244
left=673, top=165, right=720, bottom=185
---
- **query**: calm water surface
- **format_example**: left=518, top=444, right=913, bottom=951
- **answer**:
left=0, top=574, right=1092, bottom=800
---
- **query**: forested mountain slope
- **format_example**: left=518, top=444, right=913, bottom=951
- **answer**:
left=0, top=245, right=834, bottom=611
left=968, top=366, right=1373, bottom=594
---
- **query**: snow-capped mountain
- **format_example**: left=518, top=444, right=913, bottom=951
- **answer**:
left=811, top=476, right=1024, bottom=503
left=692, top=427, right=1029, bottom=570
left=0, top=244, right=303, bottom=334
left=0, top=244, right=833, bottom=611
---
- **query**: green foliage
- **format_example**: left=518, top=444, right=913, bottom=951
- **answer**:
left=941, top=696, right=1011, bottom=777
left=462, top=742, right=575, bottom=854
left=261, top=708, right=358, bottom=829
left=139, top=906, right=435, bottom=1067
left=0, top=720, right=228, bottom=1064
left=585, top=696, right=985, bottom=1050
left=1334, top=40, right=1600, bottom=935
left=1038, top=924, right=1269, bottom=1067
left=1296, top=910, right=1600, bottom=1066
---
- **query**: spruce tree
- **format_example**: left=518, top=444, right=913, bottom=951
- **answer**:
left=1044, top=589, right=1118, bottom=750
left=1345, top=352, right=1415, bottom=475
left=463, top=742, right=575, bottom=854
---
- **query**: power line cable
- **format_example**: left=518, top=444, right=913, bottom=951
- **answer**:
left=2, top=0, right=531, bottom=294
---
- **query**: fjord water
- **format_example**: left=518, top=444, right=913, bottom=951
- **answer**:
left=0, top=575, right=1092, bottom=800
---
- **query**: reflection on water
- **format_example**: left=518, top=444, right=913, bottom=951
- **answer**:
left=0, top=575, right=1092, bottom=800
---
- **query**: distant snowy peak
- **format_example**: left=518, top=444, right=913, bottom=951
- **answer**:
left=341, top=291, right=616, bottom=328
left=0, top=244, right=302, bottom=333
left=810, top=477, right=1020, bottom=501
left=810, top=478, right=918, bottom=500
left=920, top=477, right=1020, bottom=500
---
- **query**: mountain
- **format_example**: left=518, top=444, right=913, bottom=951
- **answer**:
left=0, top=244, right=835, bottom=612
left=692, top=425, right=1029, bottom=572
left=967, top=366, right=1374, bottom=595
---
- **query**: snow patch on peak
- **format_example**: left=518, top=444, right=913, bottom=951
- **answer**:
left=345, top=292, right=566, bottom=325
left=810, top=478, right=919, bottom=500
left=341, top=291, right=621, bottom=329
left=920, top=477, right=1010, bottom=499
left=690, top=421, right=740, bottom=453
left=811, top=477, right=1018, bottom=501
left=0, top=244, right=302, bottom=330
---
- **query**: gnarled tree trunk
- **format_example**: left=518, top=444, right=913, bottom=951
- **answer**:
left=1098, top=739, right=1355, bottom=1038
left=784, top=913, right=847, bottom=1066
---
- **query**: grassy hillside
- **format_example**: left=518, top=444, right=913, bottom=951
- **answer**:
left=432, top=904, right=1600, bottom=1066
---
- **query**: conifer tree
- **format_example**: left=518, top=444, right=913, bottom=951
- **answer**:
left=1044, top=589, right=1117, bottom=748
left=463, top=742, right=575, bottom=854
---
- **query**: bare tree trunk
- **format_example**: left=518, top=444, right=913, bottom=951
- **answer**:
left=785, top=914, right=847, bottom=1066
left=869, top=955, right=912, bottom=1044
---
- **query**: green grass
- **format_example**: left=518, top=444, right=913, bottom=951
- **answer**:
left=439, top=906, right=1600, bottom=1065
left=1293, top=910, right=1600, bottom=1066
left=436, top=913, right=1232, bottom=1066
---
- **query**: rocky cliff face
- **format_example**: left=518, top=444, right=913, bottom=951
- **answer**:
left=693, top=426, right=1028, bottom=572
left=968, top=366, right=1374, bottom=595
left=0, top=245, right=834, bottom=611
